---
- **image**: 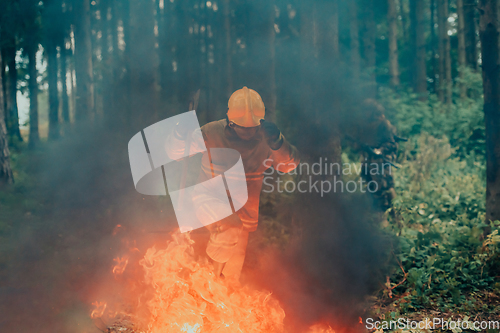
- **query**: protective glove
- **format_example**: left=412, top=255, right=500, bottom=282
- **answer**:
left=174, top=118, right=196, bottom=140
left=260, top=120, right=283, bottom=150
left=207, top=214, right=242, bottom=233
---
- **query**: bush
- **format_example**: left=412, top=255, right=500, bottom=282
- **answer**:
left=379, top=68, right=485, bottom=159
left=385, top=134, right=499, bottom=313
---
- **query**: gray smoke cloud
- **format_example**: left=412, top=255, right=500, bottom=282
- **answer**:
left=249, top=191, right=391, bottom=333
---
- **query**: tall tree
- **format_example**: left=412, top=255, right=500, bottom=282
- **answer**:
left=437, top=0, right=452, bottom=104
left=479, top=0, right=500, bottom=224
left=247, top=0, right=277, bottom=121
left=410, top=0, right=427, bottom=98
left=100, top=0, right=114, bottom=122
left=73, top=0, right=94, bottom=122
left=19, top=0, right=41, bottom=147
left=4, top=38, right=23, bottom=141
left=158, top=0, right=174, bottom=110
left=109, top=0, right=119, bottom=111
left=205, top=0, right=227, bottom=118
left=26, top=42, right=39, bottom=148
left=0, top=33, right=13, bottom=185
left=46, top=41, right=59, bottom=139
left=388, top=0, right=400, bottom=87
left=361, top=0, right=377, bottom=97
left=223, top=0, right=233, bottom=98
left=399, top=0, right=409, bottom=41
left=0, top=50, right=6, bottom=115
left=60, top=42, right=70, bottom=124
left=457, top=0, right=468, bottom=98
left=120, top=0, right=133, bottom=127
left=44, top=0, right=61, bottom=139
left=299, top=0, right=317, bottom=123
left=317, top=0, right=342, bottom=165
left=59, top=1, right=71, bottom=125
left=430, top=0, right=438, bottom=92
left=464, top=0, right=478, bottom=69
left=175, top=0, right=196, bottom=110
left=349, top=0, right=361, bottom=80
left=129, top=0, right=157, bottom=127
left=0, top=0, right=22, bottom=142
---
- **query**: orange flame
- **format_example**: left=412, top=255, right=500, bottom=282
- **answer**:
left=90, top=301, right=107, bottom=319
left=92, top=231, right=337, bottom=332
left=139, top=233, right=285, bottom=332
left=112, top=256, right=129, bottom=276
left=309, top=324, right=336, bottom=333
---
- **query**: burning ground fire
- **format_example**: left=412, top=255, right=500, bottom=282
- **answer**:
left=91, top=231, right=336, bottom=333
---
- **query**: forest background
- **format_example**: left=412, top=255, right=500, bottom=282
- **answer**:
left=1, top=0, right=500, bottom=332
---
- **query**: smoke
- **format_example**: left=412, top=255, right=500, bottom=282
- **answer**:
left=0, top=121, right=180, bottom=332
left=0, top=0, right=396, bottom=331
left=249, top=191, right=391, bottom=332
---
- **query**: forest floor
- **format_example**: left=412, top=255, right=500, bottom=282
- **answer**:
left=367, top=294, right=500, bottom=332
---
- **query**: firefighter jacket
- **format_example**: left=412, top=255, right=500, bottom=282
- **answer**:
left=167, top=119, right=300, bottom=233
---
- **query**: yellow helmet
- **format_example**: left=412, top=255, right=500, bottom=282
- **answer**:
left=227, top=87, right=265, bottom=127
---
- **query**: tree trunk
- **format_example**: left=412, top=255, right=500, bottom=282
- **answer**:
left=437, top=0, right=452, bottom=104
left=224, top=0, right=233, bottom=98
left=129, top=0, right=157, bottom=127
left=110, top=0, right=119, bottom=66
left=1, top=50, right=6, bottom=116
left=121, top=0, right=132, bottom=127
left=444, top=0, right=452, bottom=105
left=110, top=0, right=119, bottom=120
left=73, top=0, right=94, bottom=122
left=300, top=0, right=317, bottom=121
left=207, top=0, right=226, bottom=118
left=464, top=0, right=478, bottom=69
left=27, top=44, right=39, bottom=148
left=457, top=0, right=468, bottom=98
left=362, top=0, right=377, bottom=98
left=158, top=0, right=174, bottom=110
left=176, top=1, right=196, bottom=109
left=431, top=0, right=438, bottom=92
left=245, top=0, right=276, bottom=122
left=60, top=42, right=70, bottom=124
left=265, top=0, right=277, bottom=122
left=90, top=0, right=102, bottom=118
left=298, top=0, right=324, bottom=159
left=47, top=41, right=60, bottom=140
left=0, top=35, right=13, bottom=185
left=58, top=0, right=71, bottom=125
left=349, top=0, right=361, bottom=80
left=5, top=43, right=22, bottom=141
left=198, top=0, right=208, bottom=121
left=399, top=0, right=409, bottom=41
left=318, top=0, right=342, bottom=166
left=479, top=0, right=500, bottom=224
left=69, top=42, right=76, bottom=120
left=410, top=0, right=427, bottom=99
left=156, top=0, right=165, bottom=104
left=101, top=0, right=115, bottom=124
left=0, top=48, right=9, bottom=118
left=388, top=0, right=400, bottom=87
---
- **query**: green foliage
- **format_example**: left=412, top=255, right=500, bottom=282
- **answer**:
left=379, top=69, right=485, bottom=159
left=384, top=134, right=499, bottom=313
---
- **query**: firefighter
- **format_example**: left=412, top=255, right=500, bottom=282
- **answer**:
left=171, top=87, right=300, bottom=281
left=361, top=141, right=398, bottom=212
left=354, top=99, right=403, bottom=214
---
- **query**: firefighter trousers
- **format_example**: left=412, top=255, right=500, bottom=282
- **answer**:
left=221, top=229, right=249, bottom=281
